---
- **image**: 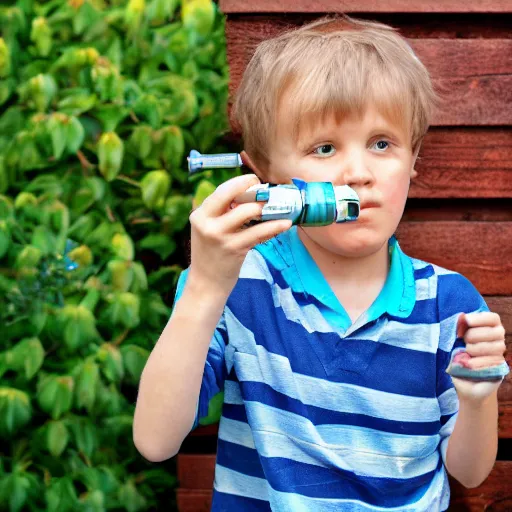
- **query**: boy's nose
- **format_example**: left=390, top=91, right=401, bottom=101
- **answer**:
left=337, top=154, right=374, bottom=188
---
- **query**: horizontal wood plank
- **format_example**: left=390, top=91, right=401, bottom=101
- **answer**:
left=403, top=201, right=512, bottom=222
left=449, top=461, right=512, bottom=511
left=175, top=489, right=212, bottom=512
left=220, top=0, right=512, bottom=13
left=178, top=454, right=216, bottom=489
left=487, top=297, right=512, bottom=406
left=176, top=458, right=512, bottom=511
left=395, top=221, right=512, bottom=295
left=225, top=20, right=512, bottom=125
left=411, top=128, right=512, bottom=198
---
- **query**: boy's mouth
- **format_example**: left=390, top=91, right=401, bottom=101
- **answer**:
left=360, top=202, right=380, bottom=209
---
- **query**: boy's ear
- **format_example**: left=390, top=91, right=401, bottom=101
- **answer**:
left=410, top=145, right=421, bottom=180
left=240, top=150, right=268, bottom=183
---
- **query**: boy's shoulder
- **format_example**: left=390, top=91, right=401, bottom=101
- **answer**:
left=407, top=254, right=487, bottom=320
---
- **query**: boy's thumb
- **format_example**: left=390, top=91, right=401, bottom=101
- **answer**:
left=456, top=313, right=468, bottom=339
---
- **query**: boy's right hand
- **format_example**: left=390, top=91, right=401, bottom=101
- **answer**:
left=188, top=174, right=292, bottom=298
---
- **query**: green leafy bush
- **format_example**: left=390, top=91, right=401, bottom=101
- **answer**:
left=0, top=0, right=240, bottom=510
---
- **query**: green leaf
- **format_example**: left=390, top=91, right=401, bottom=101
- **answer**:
left=59, top=305, right=98, bottom=352
left=0, top=473, right=31, bottom=512
left=193, top=179, right=216, bottom=207
left=79, top=489, right=105, bottom=512
left=129, top=125, right=153, bottom=160
left=138, top=233, right=176, bottom=259
left=0, top=219, right=11, bottom=258
left=68, top=417, right=97, bottom=458
left=164, top=195, right=192, bottom=233
left=97, top=132, right=124, bottom=181
left=160, top=125, right=184, bottom=169
left=111, top=233, right=134, bottom=260
left=118, top=481, right=147, bottom=512
left=75, top=360, right=99, bottom=412
left=7, top=337, right=45, bottom=380
left=120, top=345, right=149, bottom=384
left=104, top=292, right=140, bottom=329
left=31, top=225, right=56, bottom=254
left=140, top=170, right=170, bottom=210
left=57, top=93, right=97, bottom=116
left=0, top=388, right=32, bottom=437
left=65, top=116, right=85, bottom=153
left=96, top=343, right=124, bottom=383
left=130, top=261, right=148, bottom=293
left=37, top=375, right=74, bottom=420
left=46, top=420, right=69, bottom=457
left=46, top=477, right=77, bottom=512
left=182, top=0, right=216, bottom=37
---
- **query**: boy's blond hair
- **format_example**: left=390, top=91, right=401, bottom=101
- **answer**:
left=232, top=15, right=439, bottom=172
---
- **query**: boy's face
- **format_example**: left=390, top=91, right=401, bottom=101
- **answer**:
left=265, top=102, right=419, bottom=258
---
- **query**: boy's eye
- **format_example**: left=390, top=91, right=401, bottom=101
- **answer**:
left=372, top=140, right=389, bottom=151
left=313, top=144, right=336, bottom=157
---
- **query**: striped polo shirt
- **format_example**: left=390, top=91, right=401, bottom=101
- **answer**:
left=173, top=225, right=490, bottom=511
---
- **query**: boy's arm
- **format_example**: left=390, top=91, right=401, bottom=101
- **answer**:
left=436, top=274, right=507, bottom=489
left=445, top=390, right=499, bottom=488
left=133, top=273, right=229, bottom=462
left=444, top=311, right=507, bottom=488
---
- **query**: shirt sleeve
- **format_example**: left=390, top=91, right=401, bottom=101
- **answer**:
left=172, top=268, right=228, bottom=431
left=436, top=271, right=490, bottom=466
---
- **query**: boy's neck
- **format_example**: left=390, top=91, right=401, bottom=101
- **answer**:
left=296, top=227, right=390, bottom=287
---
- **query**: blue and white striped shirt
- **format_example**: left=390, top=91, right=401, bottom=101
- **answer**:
left=173, top=225, right=489, bottom=511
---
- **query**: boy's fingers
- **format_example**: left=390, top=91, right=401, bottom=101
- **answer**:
left=464, top=325, right=506, bottom=344
left=456, top=311, right=502, bottom=338
left=220, top=202, right=265, bottom=232
left=465, top=340, right=507, bottom=357
left=456, top=313, right=468, bottom=339
left=235, top=219, right=292, bottom=249
left=464, top=311, right=501, bottom=327
left=201, top=174, right=261, bottom=217
left=460, top=355, right=506, bottom=370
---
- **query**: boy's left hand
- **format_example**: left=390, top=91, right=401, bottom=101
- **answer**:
left=451, top=312, right=508, bottom=403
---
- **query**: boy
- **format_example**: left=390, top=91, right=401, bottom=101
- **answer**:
left=133, top=15, right=508, bottom=511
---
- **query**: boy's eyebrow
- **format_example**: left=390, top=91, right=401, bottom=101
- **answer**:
left=297, top=124, right=407, bottom=146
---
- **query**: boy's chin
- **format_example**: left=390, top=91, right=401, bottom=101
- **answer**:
left=304, top=225, right=392, bottom=257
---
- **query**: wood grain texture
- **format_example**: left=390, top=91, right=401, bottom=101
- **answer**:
left=411, top=128, right=512, bottom=198
left=487, top=298, right=512, bottom=408
left=220, top=0, right=512, bottom=13
left=449, top=461, right=512, bottom=511
left=175, top=489, right=212, bottom=512
left=396, top=222, right=512, bottom=295
left=225, top=21, right=512, bottom=125
left=178, top=454, right=215, bottom=489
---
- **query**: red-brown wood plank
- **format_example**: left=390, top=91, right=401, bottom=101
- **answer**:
left=178, top=454, right=216, bottom=489
left=175, top=459, right=512, bottom=511
left=449, top=461, right=512, bottom=511
left=187, top=424, right=219, bottom=437
left=487, top=297, right=512, bottom=406
left=220, top=0, right=512, bottom=13
left=175, top=489, right=212, bottom=512
left=225, top=21, right=512, bottom=126
left=409, top=128, right=512, bottom=199
left=396, top=222, right=512, bottom=295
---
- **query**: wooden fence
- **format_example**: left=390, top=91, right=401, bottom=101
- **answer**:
left=176, top=1, right=512, bottom=510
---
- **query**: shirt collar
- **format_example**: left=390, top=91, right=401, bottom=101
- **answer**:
left=284, top=225, right=416, bottom=321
